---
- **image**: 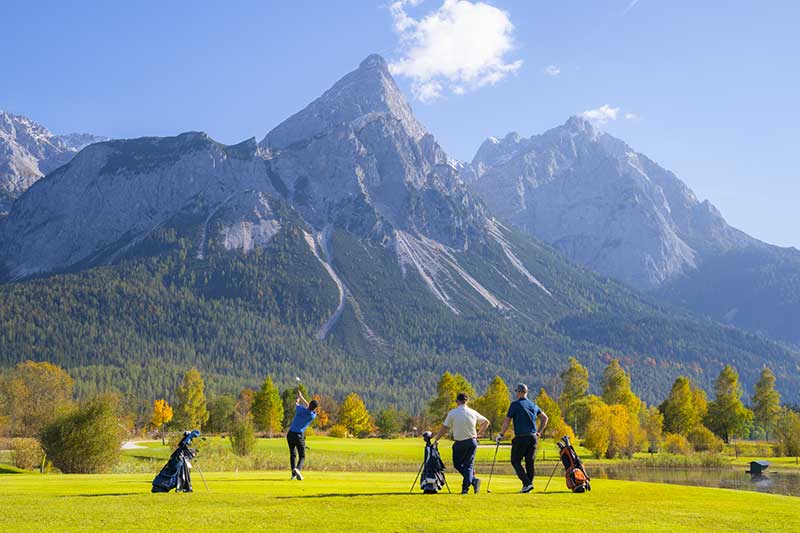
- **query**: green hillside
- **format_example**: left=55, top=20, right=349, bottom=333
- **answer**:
left=2, top=200, right=797, bottom=412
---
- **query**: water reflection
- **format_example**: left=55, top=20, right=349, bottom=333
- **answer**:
left=590, top=465, right=800, bottom=497
left=477, top=462, right=800, bottom=497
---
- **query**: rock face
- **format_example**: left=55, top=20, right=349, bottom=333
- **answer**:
left=0, top=55, right=546, bottom=320
left=0, top=111, right=106, bottom=213
left=466, top=117, right=800, bottom=344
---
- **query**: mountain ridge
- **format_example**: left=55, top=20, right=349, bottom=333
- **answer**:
left=1, top=56, right=798, bottom=407
left=465, top=117, right=800, bottom=345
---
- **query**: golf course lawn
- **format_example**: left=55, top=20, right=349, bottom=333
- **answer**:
left=1, top=471, right=797, bottom=532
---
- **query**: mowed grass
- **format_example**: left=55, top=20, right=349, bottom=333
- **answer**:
left=1, top=471, right=797, bottom=532
left=119, top=436, right=591, bottom=472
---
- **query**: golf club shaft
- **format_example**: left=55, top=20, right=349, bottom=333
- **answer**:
left=410, top=460, right=425, bottom=493
left=486, top=440, right=500, bottom=492
left=195, top=461, right=210, bottom=492
left=543, top=460, right=560, bottom=493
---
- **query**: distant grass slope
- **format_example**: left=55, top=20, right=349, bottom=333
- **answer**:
left=0, top=471, right=797, bottom=532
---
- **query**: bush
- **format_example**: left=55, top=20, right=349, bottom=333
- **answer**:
left=329, top=424, right=348, bottom=438
left=11, top=438, right=44, bottom=470
left=229, top=415, right=256, bottom=457
left=40, top=394, right=125, bottom=473
left=687, top=426, right=724, bottom=453
left=663, top=433, right=692, bottom=455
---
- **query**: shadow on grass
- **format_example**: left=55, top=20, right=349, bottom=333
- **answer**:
left=61, top=492, right=142, bottom=498
left=276, top=492, right=417, bottom=499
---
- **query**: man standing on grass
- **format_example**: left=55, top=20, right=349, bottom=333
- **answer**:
left=433, top=392, right=490, bottom=494
left=287, top=389, right=318, bottom=480
left=496, top=383, right=548, bottom=493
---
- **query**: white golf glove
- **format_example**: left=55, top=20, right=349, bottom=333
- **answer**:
left=495, top=434, right=503, bottom=443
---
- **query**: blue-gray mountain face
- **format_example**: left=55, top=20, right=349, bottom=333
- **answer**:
left=466, top=119, right=800, bottom=346
left=0, top=55, right=797, bottom=405
left=0, top=111, right=106, bottom=214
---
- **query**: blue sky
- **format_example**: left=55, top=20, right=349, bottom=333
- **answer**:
left=3, top=0, right=799, bottom=248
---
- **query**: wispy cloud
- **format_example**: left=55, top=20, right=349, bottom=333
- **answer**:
left=543, top=65, right=561, bottom=77
left=622, top=0, right=641, bottom=15
left=389, top=0, right=522, bottom=102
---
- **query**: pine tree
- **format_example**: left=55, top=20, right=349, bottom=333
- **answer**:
left=175, top=368, right=209, bottom=430
left=707, top=365, right=753, bottom=443
left=752, top=367, right=781, bottom=440
left=339, top=393, right=373, bottom=437
left=252, top=376, right=283, bottom=437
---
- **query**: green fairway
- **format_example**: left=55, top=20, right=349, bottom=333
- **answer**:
left=118, top=436, right=596, bottom=473
left=0, top=470, right=797, bottom=532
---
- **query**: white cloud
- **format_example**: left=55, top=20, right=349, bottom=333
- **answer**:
left=389, top=0, right=522, bottom=102
left=543, top=65, right=561, bottom=77
left=581, top=104, right=620, bottom=125
left=581, top=105, right=639, bottom=126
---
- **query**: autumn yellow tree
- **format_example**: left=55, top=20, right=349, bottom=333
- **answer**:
left=473, top=376, right=511, bottom=437
left=0, top=360, right=74, bottom=437
left=175, top=368, right=209, bottom=430
left=535, top=388, right=575, bottom=442
left=151, top=399, right=173, bottom=445
left=339, top=393, right=373, bottom=437
left=429, top=372, right=476, bottom=424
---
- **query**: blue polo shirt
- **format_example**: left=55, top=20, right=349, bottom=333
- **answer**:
left=506, top=398, right=542, bottom=436
left=289, top=405, right=317, bottom=434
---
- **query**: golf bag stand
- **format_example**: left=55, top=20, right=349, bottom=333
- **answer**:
left=152, top=430, right=201, bottom=493
left=417, top=431, right=448, bottom=494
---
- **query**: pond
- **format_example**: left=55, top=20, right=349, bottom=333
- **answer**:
left=478, top=462, right=800, bottom=497
left=590, top=464, right=800, bottom=498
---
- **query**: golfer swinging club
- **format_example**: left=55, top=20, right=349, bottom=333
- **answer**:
left=496, top=383, right=548, bottom=493
left=433, top=392, right=489, bottom=494
left=287, top=389, right=318, bottom=480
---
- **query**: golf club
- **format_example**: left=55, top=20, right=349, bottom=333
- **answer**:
left=410, top=459, right=425, bottom=493
left=194, top=459, right=210, bottom=492
left=486, top=439, right=500, bottom=493
left=543, top=459, right=560, bottom=493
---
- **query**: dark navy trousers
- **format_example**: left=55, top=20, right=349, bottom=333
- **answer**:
left=452, top=438, right=478, bottom=492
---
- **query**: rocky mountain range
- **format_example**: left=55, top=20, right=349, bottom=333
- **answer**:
left=465, top=118, right=800, bottom=346
left=0, top=111, right=106, bottom=214
left=0, top=55, right=797, bottom=406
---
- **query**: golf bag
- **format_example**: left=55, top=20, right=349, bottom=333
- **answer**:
left=557, top=435, right=591, bottom=493
left=152, top=430, right=200, bottom=493
left=420, top=432, right=447, bottom=494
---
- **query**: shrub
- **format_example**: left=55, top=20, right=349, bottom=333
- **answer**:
left=11, top=438, right=44, bottom=470
left=663, top=433, right=692, bottom=455
left=687, top=426, right=724, bottom=453
left=229, top=415, right=256, bottom=457
left=40, top=394, right=125, bottom=473
left=329, top=424, right=348, bottom=438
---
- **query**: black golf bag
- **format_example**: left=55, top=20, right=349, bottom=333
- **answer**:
left=420, top=432, right=447, bottom=494
left=557, top=435, right=591, bottom=493
left=152, top=430, right=201, bottom=493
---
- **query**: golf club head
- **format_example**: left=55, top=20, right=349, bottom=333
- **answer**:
left=422, top=430, right=433, bottom=443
